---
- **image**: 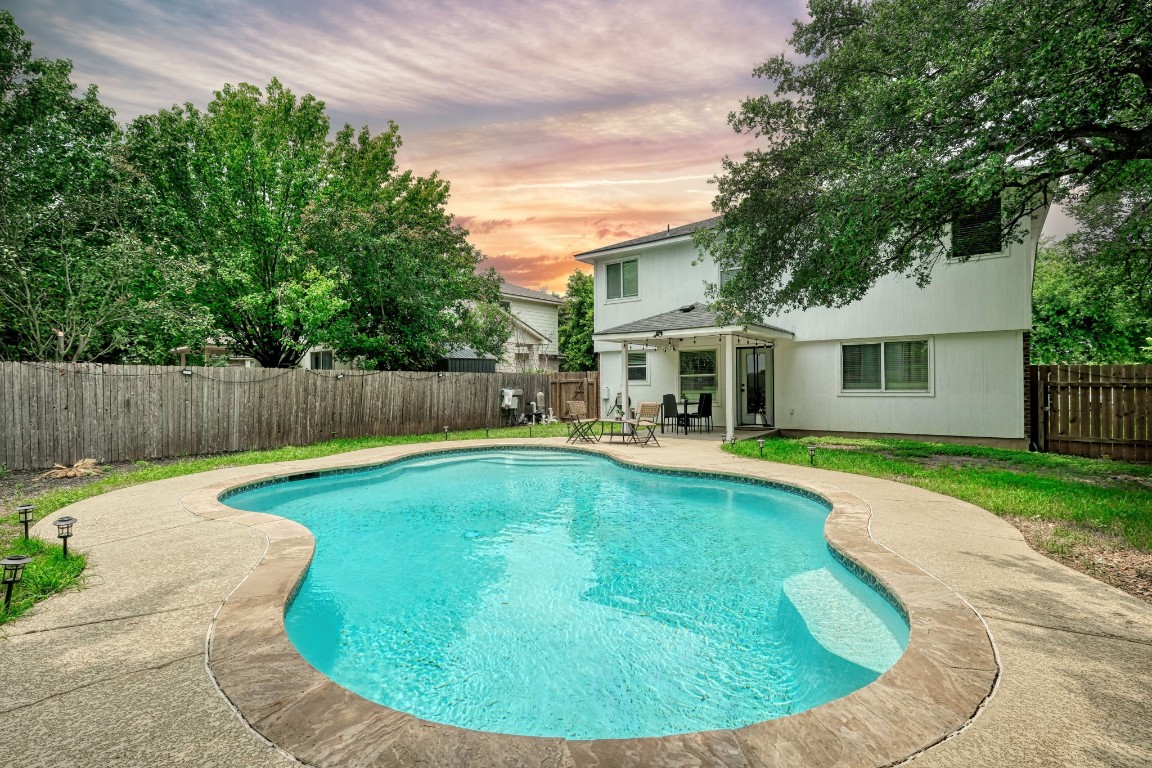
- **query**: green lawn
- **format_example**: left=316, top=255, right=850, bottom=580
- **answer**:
left=725, top=435, right=1152, bottom=551
left=0, top=422, right=569, bottom=623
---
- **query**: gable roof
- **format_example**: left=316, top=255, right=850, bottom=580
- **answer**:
left=500, top=282, right=562, bottom=304
left=596, top=302, right=793, bottom=340
left=574, top=216, right=720, bottom=261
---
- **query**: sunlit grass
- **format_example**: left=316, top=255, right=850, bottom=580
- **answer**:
left=725, top=435, right=1152, bottom=551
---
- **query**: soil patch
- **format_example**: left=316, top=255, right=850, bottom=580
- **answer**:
left=1005, top=515, right=1152, bottom=605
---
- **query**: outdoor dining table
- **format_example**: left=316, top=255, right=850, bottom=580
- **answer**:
left=662, top=398, right=697, bottom=434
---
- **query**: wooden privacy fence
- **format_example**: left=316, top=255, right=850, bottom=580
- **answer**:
left=0, top=362, right=552, bottom=471
left=550, top=371, right=600, bottom=420
left=1029, top=364, right=1152, bottom=462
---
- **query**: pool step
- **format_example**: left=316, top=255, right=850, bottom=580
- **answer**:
left=780, top=567, right=904, bottom=673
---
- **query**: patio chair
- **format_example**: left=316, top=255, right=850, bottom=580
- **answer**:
left=688, top=393, right=713, bottom=432
left=661, top=394, right=689, bottom=434
left=566, top=400, right=598, bottom=444
left=627, top=402, right=662, bottom=446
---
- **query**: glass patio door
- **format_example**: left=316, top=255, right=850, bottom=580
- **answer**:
left=737, top=347, right=773, bottom=426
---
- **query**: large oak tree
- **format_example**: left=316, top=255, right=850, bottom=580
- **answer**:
left=701, top=0, right=1152, bottom=317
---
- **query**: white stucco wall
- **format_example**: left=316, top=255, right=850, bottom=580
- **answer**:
left=772, top=331, right=1025, bottom=439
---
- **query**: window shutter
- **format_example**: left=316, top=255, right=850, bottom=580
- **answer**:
left=952, top=198, right=1002, bottom=258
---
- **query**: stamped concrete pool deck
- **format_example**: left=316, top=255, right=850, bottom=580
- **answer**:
left=2, top=437, right=1150, bottom=767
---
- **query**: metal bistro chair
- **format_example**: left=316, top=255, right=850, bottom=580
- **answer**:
left=566, top=400, right=599, bottom=443
left=628, top=402, right=662, bottom=446
left=661, top=394, right=689, bottom=434
left=688, top=392, right=713, bottom=433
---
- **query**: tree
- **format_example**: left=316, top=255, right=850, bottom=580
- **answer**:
left=1031, top=240, right=1150, bottom=363
left=0, top=11, right=177, bottom=362
left=126, top=79, right=344, bottom=368
left=558, top=270, right=595, bottom=371
left=701, top=0, right=1152, bottom=318
left=303, top=124, right=510, bottom=370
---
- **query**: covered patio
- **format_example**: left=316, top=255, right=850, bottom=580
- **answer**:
left=594, top=303, right=793, bottom=442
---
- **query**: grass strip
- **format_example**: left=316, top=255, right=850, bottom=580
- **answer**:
left=0, top=423, right=569, bottom=623
left=725, top=436, right=1152, bottom=551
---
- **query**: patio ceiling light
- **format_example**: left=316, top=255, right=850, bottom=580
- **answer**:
left=16, top=505, right=33, bottom=539
left=53, top=516, right=77, bottom=558
left=2, top=554, right=32, bottom=610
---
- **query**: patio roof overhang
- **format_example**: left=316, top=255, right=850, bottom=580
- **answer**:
left=592, top=303, right=793, bottom=346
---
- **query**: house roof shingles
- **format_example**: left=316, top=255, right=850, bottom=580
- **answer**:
left=500, top=282, right=562, bottom=304
left=597, top=303, right=792, bottom=337
left=574, top=216, right=720, bottom=259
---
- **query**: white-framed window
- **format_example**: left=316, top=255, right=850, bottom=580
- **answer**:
left=951, top=198, right=1002, bottom=259
left=627, top=351, right=648, bottom=383
left=719, top=267, right=739, bottom=288
left=679, top=349, right=718, bottom=401
left=841, top=339, right=931, bottom=393
left=606, top=259, right=639, bottom=300
left=310, top=350, right=334, bottom=370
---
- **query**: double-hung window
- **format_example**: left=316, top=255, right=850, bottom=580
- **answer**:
left=627, top=351, right=648, bottom=382
left=606, top=259, right=639, bottom=300
left=679, top=350, right=718, bottom=401
left=310, top=350, right=334, bottom=370
left=842, top=339, right=930, bottom=393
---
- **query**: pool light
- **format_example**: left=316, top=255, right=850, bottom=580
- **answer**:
left=1, top=555, right=32, bottom=610
left=808, top=445, right=816, bottom=465
left=17, top=505, right=34, bottom=539
left=53, top=516, right=77, bottom=558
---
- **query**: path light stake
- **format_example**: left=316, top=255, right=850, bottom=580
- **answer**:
left=485, top=426, right=489, bottom=439
left=54, top=516, right=77, bottom=558
left=757, top=438, right=765, bottom=458
left=808, top=445, right=816, bottom=466
left=17, top=505, right=34, bottom=539
left=444, top=426, right=449, bottom=441
left=1, top=555, right=32, bottom=611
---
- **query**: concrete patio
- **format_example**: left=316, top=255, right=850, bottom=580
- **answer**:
left=1, top=437, right=1150, bottom=767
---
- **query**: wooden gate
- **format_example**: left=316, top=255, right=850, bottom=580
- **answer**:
left=550, top=371, right=600, bottom=420
left=1030, top=364, right=1152, bottom=462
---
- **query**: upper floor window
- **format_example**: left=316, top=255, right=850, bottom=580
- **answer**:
left=606, top=259, right=639, bottom=300
left=311, top=350, right=334, bottom=370
left=951, top=198, right=1002, bottom=259
left=719, top=267, right=739, bottom=288
left=842, top=339, right=930, bottom=393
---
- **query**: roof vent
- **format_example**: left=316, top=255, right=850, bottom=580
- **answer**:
left=678, top=303, right=696, bottom=312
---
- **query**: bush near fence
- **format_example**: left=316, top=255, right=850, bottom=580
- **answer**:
left=0, top=362, right=566, bottom=471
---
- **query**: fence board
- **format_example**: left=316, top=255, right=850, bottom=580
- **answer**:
left=0, top=363, right=568, bottom=470
left=1031, top=364, right=1152, bottom=462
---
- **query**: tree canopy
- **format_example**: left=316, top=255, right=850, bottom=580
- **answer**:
left=701, top=0, right=1152, bottom=317
left=558, top=270, right=595, bottom=371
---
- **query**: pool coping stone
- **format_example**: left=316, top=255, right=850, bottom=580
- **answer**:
left=184, top=442, right=999, bottom=768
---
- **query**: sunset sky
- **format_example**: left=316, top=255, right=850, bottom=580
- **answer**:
left=10, top=1, right=1071, bottom=294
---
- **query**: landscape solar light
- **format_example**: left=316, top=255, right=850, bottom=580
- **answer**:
left=53, top=516, right=77, bottom=558
left=17, top=505, right=34, bottom=539
left=443, top=426, right=449, bottom=441
left=808, top=445, right=816, bottom=465
left=757, top=438, right=765, bottom=458
left=1, top=554, right=32, bottom=611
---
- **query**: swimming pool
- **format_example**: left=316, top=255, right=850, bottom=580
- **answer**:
left=223, top=448, right=908, bottom=740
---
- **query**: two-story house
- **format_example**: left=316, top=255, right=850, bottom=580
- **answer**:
left=575, top=204, right=1047, bottom=446
left=496, top=283, right=563, bottom=373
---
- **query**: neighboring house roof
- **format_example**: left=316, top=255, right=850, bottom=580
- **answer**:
left=500, top=282, right=562, bottom=304
left=440, top=346, right=497, bottom=361
left=596, top=302, right=793, bottom=340
left=510, top=314, right=551, bottom=344
left=574, top=216, right=721, bottom=261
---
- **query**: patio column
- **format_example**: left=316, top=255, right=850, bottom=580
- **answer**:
left=724, top=333, right=736, bottom=442
left=620, top=342, right=630, bottom=419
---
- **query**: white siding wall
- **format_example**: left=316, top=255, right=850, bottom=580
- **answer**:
left=508, top=297, right=560, bottom=356
left=773, top=331, right=1025, bottom=438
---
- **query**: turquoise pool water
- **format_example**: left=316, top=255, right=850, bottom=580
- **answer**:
left=224, top=449, right=908, bottom=739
